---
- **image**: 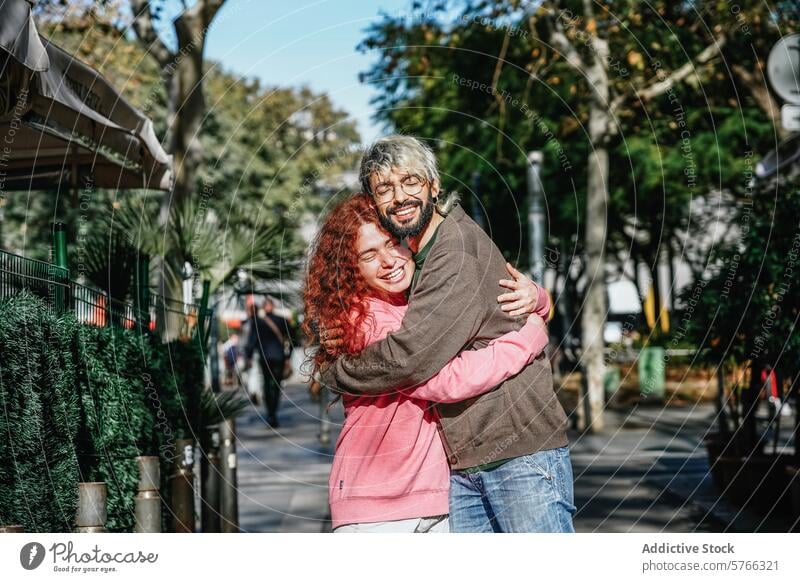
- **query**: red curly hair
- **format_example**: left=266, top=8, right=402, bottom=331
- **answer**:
left=303, top=194, right=386, bottom=372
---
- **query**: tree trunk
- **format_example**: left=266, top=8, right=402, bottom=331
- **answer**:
left=129, top=1, right=226, bottom=300
left=129, top=0, right=216, bottom=216
left=581, top=141, right=608, bottom=432
left=579, top=31, right=611, bottom=433
left=741, top=360, right=763, bottom=455
left=158, top=72, right=180, bottom=227
left=169, top=11, right=208, bottom=212
left=716, top=364, right=729, bottom=436
left=791, top=374, right=800, bottom=465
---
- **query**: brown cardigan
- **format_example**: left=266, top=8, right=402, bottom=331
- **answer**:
left=321, top=204, right=569, bottom=470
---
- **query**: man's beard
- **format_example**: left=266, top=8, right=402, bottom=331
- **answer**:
left=378, top=198, right=435, bottom=239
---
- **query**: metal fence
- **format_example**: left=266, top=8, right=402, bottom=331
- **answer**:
left=72, top=281, right=137, bottom=329
left=150, top=293, right=203, bottom=342
left=0, top=248, right=69, bottom=311
left=0, top=248, right=206, bottom=342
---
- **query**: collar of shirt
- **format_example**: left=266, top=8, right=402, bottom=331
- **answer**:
left=410, top=222, right=442, bottom=292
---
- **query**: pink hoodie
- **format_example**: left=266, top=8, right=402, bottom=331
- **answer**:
left=329, top=291, right=551, bottom=529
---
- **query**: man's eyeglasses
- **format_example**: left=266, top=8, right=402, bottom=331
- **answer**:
left=372, top=174, right=427, bottom=202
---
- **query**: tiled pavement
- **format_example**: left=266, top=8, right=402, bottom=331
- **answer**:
left=233, top=382, right=796, bottom=532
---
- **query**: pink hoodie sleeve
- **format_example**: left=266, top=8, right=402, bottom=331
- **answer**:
left=400, top=316, right=549, bottom=403
left=533, top=283, right=552, bottom=319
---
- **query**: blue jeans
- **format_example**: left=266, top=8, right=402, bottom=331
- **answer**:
left=448, top=446, right=576, bottom=532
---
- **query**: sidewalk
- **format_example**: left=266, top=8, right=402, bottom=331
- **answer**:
left=234, top=384, right=795, bottom=532
left=235, top=381, right=343, bottom=533
left=569, top=404, right=797, bottom=532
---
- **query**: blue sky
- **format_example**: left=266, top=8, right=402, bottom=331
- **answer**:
left=201, top=0, right=412, bottom=144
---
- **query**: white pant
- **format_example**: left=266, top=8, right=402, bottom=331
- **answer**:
left=334, top=515, right=449, bottom=533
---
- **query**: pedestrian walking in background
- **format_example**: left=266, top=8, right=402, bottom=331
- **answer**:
left=221, top=332, right=240, bottom=387
left=241, top=296, right=294, bottom=428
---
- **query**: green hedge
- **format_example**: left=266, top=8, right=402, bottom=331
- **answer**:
left=0, top=292, right=205, bottom=532
left=144, top=334, right=206, bottom=533
left=74, top=324, right=157, bottom=532
left=145, top=334, right=204, bottom=444
left=0, top=292, right=81, bottom=532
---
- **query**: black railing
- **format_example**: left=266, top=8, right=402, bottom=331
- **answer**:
left=0, top=248, right=208, bottom=342
left=150, top=293, right=203, bottom=342
left=71, top=281, right=138, bottom=329
left=0, top=248, right=69, bottom=311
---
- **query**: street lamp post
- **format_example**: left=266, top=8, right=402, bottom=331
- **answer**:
left=527, top=151, right=545, bottom=284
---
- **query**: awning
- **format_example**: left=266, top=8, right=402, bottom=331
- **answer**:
left=0, top=0, right=172, bottom=192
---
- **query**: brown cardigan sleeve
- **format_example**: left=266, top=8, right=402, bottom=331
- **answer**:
left=321, top=247, right=488, bottom=395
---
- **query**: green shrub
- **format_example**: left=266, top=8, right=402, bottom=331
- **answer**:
left=0, top=292, right=207, bottom=533
left=73, top=324, right=159, bottom=532
left=0, top=292, right=80, bottom=532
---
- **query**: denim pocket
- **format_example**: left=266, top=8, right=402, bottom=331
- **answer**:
left=521, top=450, right=553, bottom=481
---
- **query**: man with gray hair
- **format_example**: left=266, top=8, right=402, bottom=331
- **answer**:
left=321, top=134, right=574, bottom=532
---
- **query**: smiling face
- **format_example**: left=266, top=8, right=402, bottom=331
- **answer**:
left=356, top=221, right=415, bottom=298
left=369, top=166, right=439, bottom=239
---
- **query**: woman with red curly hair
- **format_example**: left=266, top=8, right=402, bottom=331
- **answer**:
left=303, top=194, right=551, bottom=533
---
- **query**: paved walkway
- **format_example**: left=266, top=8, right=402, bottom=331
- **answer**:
left=570, top=405, right=797, bottom=532
left=235, top=381, right=343, bottom=533
left=234, top=382, right=796, bottom=532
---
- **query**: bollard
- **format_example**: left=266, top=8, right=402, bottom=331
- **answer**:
left=135, top=456, right=161, bottom=533
left=74, top=482, right=107, bottom=532
left=200, top=426, right=221, bottom=533
left=169, top=439, right=196, bottom=532
left=603, top=366, right=621, bottom=401
left=638, top=346, right=666, bottom=400
left=219, top=418, right=239, bottom=533
left=0, top=525, right=25, bottom=533
left=318, top=385, right=331, bottom=445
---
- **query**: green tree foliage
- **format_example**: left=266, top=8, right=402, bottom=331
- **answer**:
left=358, top=0, right=794, bottom=301
left=681, top=179, right=800, bottom=376
left=2, top=8, right=361, bottom=297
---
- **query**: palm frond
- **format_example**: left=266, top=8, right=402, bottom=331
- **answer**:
left=110, top=197, right=299, bottom=298
left=199, top=389, right=249, bottom=428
